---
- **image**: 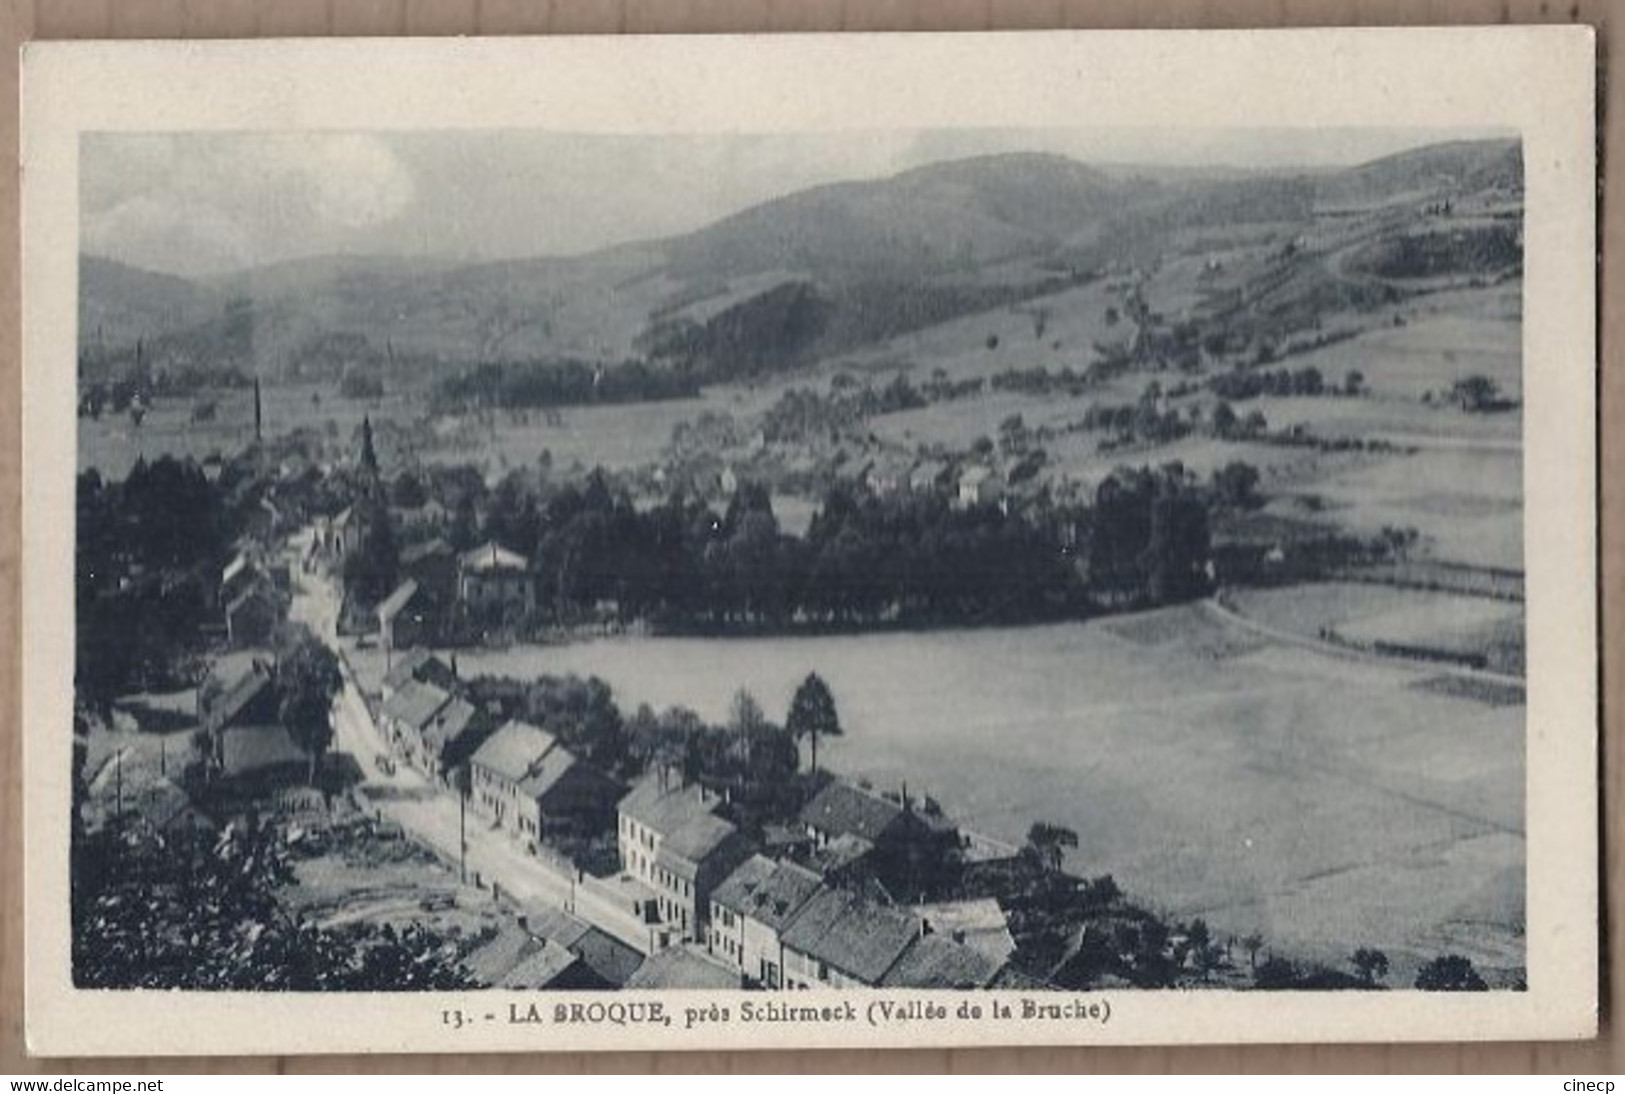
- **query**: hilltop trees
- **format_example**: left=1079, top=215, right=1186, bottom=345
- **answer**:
left=786, top=672, right=842, bottom=774
left=1352, top=947, right=1390, bottom=985
left=1414, top=954, right=1488, bottom=991
left=1447, top=374, right=1506, bottom=413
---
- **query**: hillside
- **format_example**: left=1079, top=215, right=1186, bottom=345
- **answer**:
left=80, top=255, right=220, bottom=355
left=78, top=138, right=1521, bottom=386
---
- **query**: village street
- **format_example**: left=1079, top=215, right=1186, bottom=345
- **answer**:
left=282, top=529, right=605, bottom=938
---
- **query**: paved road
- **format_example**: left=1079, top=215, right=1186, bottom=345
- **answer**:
left=285, top=531, right=587, bottom=923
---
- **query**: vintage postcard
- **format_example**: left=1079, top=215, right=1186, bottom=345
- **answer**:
left=21, top=29, right=1596, bottom=1055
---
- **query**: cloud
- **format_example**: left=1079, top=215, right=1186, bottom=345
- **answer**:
left=82, top=132, right=416, bottom=276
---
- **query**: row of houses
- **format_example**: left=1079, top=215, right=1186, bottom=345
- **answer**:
left=611, top=772, right=1010, bottom=990
left=377, top=651, right=630, bottom=862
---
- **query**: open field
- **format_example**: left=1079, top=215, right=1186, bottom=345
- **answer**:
left=362, top=602, right=1522, bottom=981
left=1230, top=582, right=1525, bottom=676
left=78, top=381, right=417, bottom=478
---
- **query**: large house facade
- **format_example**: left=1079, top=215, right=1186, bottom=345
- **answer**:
left=618, top=775, right=754, bottom=943
left=470, top=720, right=624, bottom=851
left=706, top=854, right=824, bottom=988
left=458, top=541, right=535, bottom=620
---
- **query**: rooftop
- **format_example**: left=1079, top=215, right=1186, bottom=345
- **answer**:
left=380, top=679, right=453, bottom=734
left=220, top=724, right=306, bottom=777
left=400, top=537, right=453, bottom=567
left=624, top=944, right=742, bottom=990
left=915, top=898, right=1017, bottom=964
left=421, top=695, right=481, bottom=752
left=470, top=719, right=558, bottom=783
left=522, top=905, right=594, bottom=951
left=382, top=648, right=432, bottom=691
left=517, top=742, right=587, bottom=800
left=382, top=650, right=456, bottom=693
left=459, top=540, right=529, bottom=574
left=710, top=855, right=824, bottom=931
left=221, top=552, right=251, bottom=587
left=464, top=923, right=536, bottom=985
left=375, top=578, right=424, bottom=623
left=619, top=774, right=722, bottom=838
left=496, top=941, right=581, bottom=990
left=654, top=813, right=741, bottom=876
left=204, top=659, right=275, bottom=733
left=781, top=889, right=922, bottom=985
left=226, top=583, right=275, bottom=616
left=880, top=933, right=1003, bottom=989
left=799, top=781, right=904, bottom=844
left=780, top=884, right=923, bottom=981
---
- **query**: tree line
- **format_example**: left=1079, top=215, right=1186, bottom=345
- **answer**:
left=436, top=357, right=700, bottom=411
left=462, top=467, right=1203, bottom=631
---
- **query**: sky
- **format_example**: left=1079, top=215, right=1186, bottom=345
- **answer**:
left=80, top=126, right=1503, bottom=280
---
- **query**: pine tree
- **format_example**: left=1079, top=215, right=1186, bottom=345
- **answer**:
left=786, top=672, right=841, bottom=774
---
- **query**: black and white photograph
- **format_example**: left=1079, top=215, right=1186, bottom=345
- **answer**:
left=22, top=31, right=1596, bottom=1055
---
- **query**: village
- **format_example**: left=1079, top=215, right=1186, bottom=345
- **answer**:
left=72, top=400, right=1361, bottom=996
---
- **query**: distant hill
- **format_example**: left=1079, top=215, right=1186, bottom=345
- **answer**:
left=1312, top=138, right=1521, bottom=209
left=79, top=255, right=220, bottom=354
left=78, top=138, right=1522, bottom=386
left=664, top=153, right=1128, bottom=280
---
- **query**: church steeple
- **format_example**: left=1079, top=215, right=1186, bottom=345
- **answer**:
left=360, top=414, right=379, bottom=479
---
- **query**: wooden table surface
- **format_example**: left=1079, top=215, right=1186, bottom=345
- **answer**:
left=1, top=0, right=1618, bottom=1074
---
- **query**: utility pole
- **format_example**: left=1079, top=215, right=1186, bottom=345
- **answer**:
left=115, top=749, right=122, bottom=819
left=459, top=787, right=467, bottom=885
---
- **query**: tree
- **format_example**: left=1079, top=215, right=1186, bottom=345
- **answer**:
left=1024, top=821, right=1079, bottom=873
left=1447, top=374, right=1502, bottom=413
left=1187, top=918, right=1217, bottom=981
left=1211, top=461, right=1262, bottom=511
left=786, top=672, right=842, bottom=774
left=275, top=628, right=343, bottom=785
left=1414, top=954, right=1488, bottom=991
left=729, top=689, right=767, bottom=736
left=1352, top=947, right=1390, bottom=986
left=1241, top=932, right=1265, bottom=972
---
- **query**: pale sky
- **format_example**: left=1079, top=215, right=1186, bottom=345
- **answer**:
left=80, top=126, right=1505, bottom=280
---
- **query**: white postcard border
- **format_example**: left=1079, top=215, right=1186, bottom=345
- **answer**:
left=21, top=28, right=1597, bottom=1055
